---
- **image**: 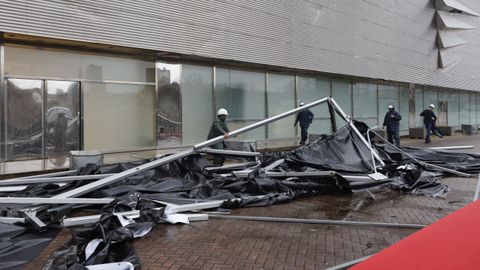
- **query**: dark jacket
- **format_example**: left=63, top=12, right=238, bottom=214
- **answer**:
left=295, top=109, right=314, bottom=128
left=207, top=119, right=230, bottom=140
left=383, top=110, right=401, bottom=132
left=420, top=109, right=437, bottom=125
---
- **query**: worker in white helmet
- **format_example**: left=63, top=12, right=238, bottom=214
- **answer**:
left=207, top=108, right=230, bottom=165
left=420, top=104, right=438, bottom=144
left=382, top=104, right=402, bottom=147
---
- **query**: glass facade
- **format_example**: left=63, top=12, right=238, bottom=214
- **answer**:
left=2, top=43, right=480, bottom=174
left=267, top=73, right=295, bottom=139
left=83, top=83, right=156, bottom=151
left=215, top=68, right=266, bottom=140
left=297, top=76, right=331, bottom=134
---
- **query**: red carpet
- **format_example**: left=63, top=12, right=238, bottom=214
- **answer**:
left=351, top=200, right=480, bottom=270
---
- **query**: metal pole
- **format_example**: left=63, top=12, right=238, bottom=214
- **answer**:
left=209, top=215, right=426, bottom=229
left=474, top=173, right=480, bottom=201
left=368, top=129, right=471, bottom=177
left=0, top=197, right=114, bottom=204
left=7, top=169, right=78, bottom=180
left=52, top=149, right=196, bottom=199
left=194, top=97, right=330, bottom=149
left=324, top=255, right=372, bottom=270
left=0, top=173, right=115, bottom=186
left=328, top=98, right=385, bottom=166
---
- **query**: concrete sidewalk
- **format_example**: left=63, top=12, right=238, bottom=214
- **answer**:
left=24, top=134, right=480, bottom=270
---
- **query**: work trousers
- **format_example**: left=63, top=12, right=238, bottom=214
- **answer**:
left=386, top=129, right=400, bottom=147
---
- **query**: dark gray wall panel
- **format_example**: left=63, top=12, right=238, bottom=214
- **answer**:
left=1, top=0, right=480, bottom=90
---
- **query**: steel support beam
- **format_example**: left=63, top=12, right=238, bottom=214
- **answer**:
left=204, top=161, right=259, bottom=172
left=199, top=148, right=260, bottom=157
left=0, top=174, right=115, bottom=186
left=194, top=97, right=330, bottom=149
left=0, top=197, right=114, bottom=204
left=265, top=171, right=337, bottom=178
left=369, top=130, right=471, bottom=177
left=263, top=159, right=285, bottom=171
left=328, top=98, right=385, bottom=167
left=209, top=215, right=426, bottom=229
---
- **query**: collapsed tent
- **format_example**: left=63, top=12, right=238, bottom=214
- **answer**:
left=0, top=97, right=478, bottom=269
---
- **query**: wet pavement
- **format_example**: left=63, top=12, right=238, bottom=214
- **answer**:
left=24, top=134, right=480, bottom=270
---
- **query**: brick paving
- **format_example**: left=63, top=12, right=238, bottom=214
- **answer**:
left=23, top=135, right=480, bottom=269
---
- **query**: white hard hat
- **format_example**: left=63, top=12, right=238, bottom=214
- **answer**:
left=429, top=104, right=435, bottom=109
left=217, top=108, right=228, bottom=116
left=299, top=102, right=305, bottom=106
left=387, top=104, right=394, bottom=109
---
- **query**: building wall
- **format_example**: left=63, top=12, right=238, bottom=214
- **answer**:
left=0, top=0, right=480, bottom=91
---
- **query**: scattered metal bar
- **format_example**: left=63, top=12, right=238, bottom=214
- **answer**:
left=265, top=171, right=337, bottom=178
left=474, top=173, right=480, bottom=201
left=428, top=145, right=474, bottom=150
left=0, top=197, right=114, bottom=204
left=324, top=255, right=372, bottom=270
left=184, top=213, right=209, bottom=221
left=52, top=149, right=197, bottom=200
left=263, top=159, right=285, bottom=171
left=194, top=97, right=330, bottom=149
left=199, top=148, right=260, bottom=157
left=5, top=169, right=78, bottom=181
left=328, top=98, right=385, bottom=166
left=162, top=200, right=224, bottom=214
left=369, top=130, right=471, bottom=178
left=204, top=161, right=259, bottom=172
left=0, top=216, right=26, bottom=224
left=0, top=174, right=115, bottom=186
left=209, top=215, right=426, bottom=229
left=0, top=185, right=28, bottom=192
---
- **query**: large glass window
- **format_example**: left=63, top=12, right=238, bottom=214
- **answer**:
left=477, top=94, right=480, bottom=125
left=182, top=65, right=213, bottom=144
left=157, top=63, right=182, bottom=146
left=353, top=82, right=378, bottom=127
left=297, top=76, right=331, bottom=134
left=83, top=83, right=156, bottom=151
left=414, top=87, right=424, bottom=128
left=447, top=91, right=460, bottom=127
left=459, top=92, right=470, bottom=124
left=331, top=79, right=352, bottom=128
left=470, top=93, right=477, bottom=125
left=215, top=68, right=266, bottom=139
left=378, top=84, right=399, bottom=128
left=399, top=86, right=409, bottom=130
left=5, top=45, right=155, bottom=82
left=267, top=73, right=295, bottom=139
left=5, top=79, right=43, bottom=160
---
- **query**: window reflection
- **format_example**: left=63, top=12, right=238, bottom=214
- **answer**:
left=6, top=79, right=43, bottom=160
left=157, top=63, right=182, bottom=146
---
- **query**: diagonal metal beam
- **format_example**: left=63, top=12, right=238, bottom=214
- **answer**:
left=0, top=174, right=115, bottom=186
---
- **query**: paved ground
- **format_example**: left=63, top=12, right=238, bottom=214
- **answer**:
left=24, top=134, right=480, bottom=270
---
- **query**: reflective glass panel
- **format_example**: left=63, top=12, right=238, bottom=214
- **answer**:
left=5, top=45, right=155, bottom=82
left=332, top=79, right=352, bottom=116
left=353, top=83, right=377, bottom=124
left=215, top=68, right=266, bottom=139
left=378, top=84, right=399, bottom=128
left=45, top=81, right=80, bottom=160
left=447, top=91, right=460, bottom=127
left=297, top=76, right=331, bottom=135
left=399, top=86, right=409, bottom=130
left=181, top=64, right=214, bottom=144
left=414, top=87, right=424, bottom=128
left=459, top=92, right=470, bottom=124
left=470, top=93, right=477, bottom=125
left=157, top=63, right=182, bottom=146
left=6, top=79, right=43, bottom=160
left=83, top=83, right=156, bottom=151
left=267, top=73, right=295, bottom=139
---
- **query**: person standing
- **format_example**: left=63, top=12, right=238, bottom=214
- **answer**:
left=294, top=102, right=314, bottom=146
left=420, top=104, right=437, bottom=144
left=382, top=104, right=402, bottom=147
left=207, top=108, right=230, bottom=166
